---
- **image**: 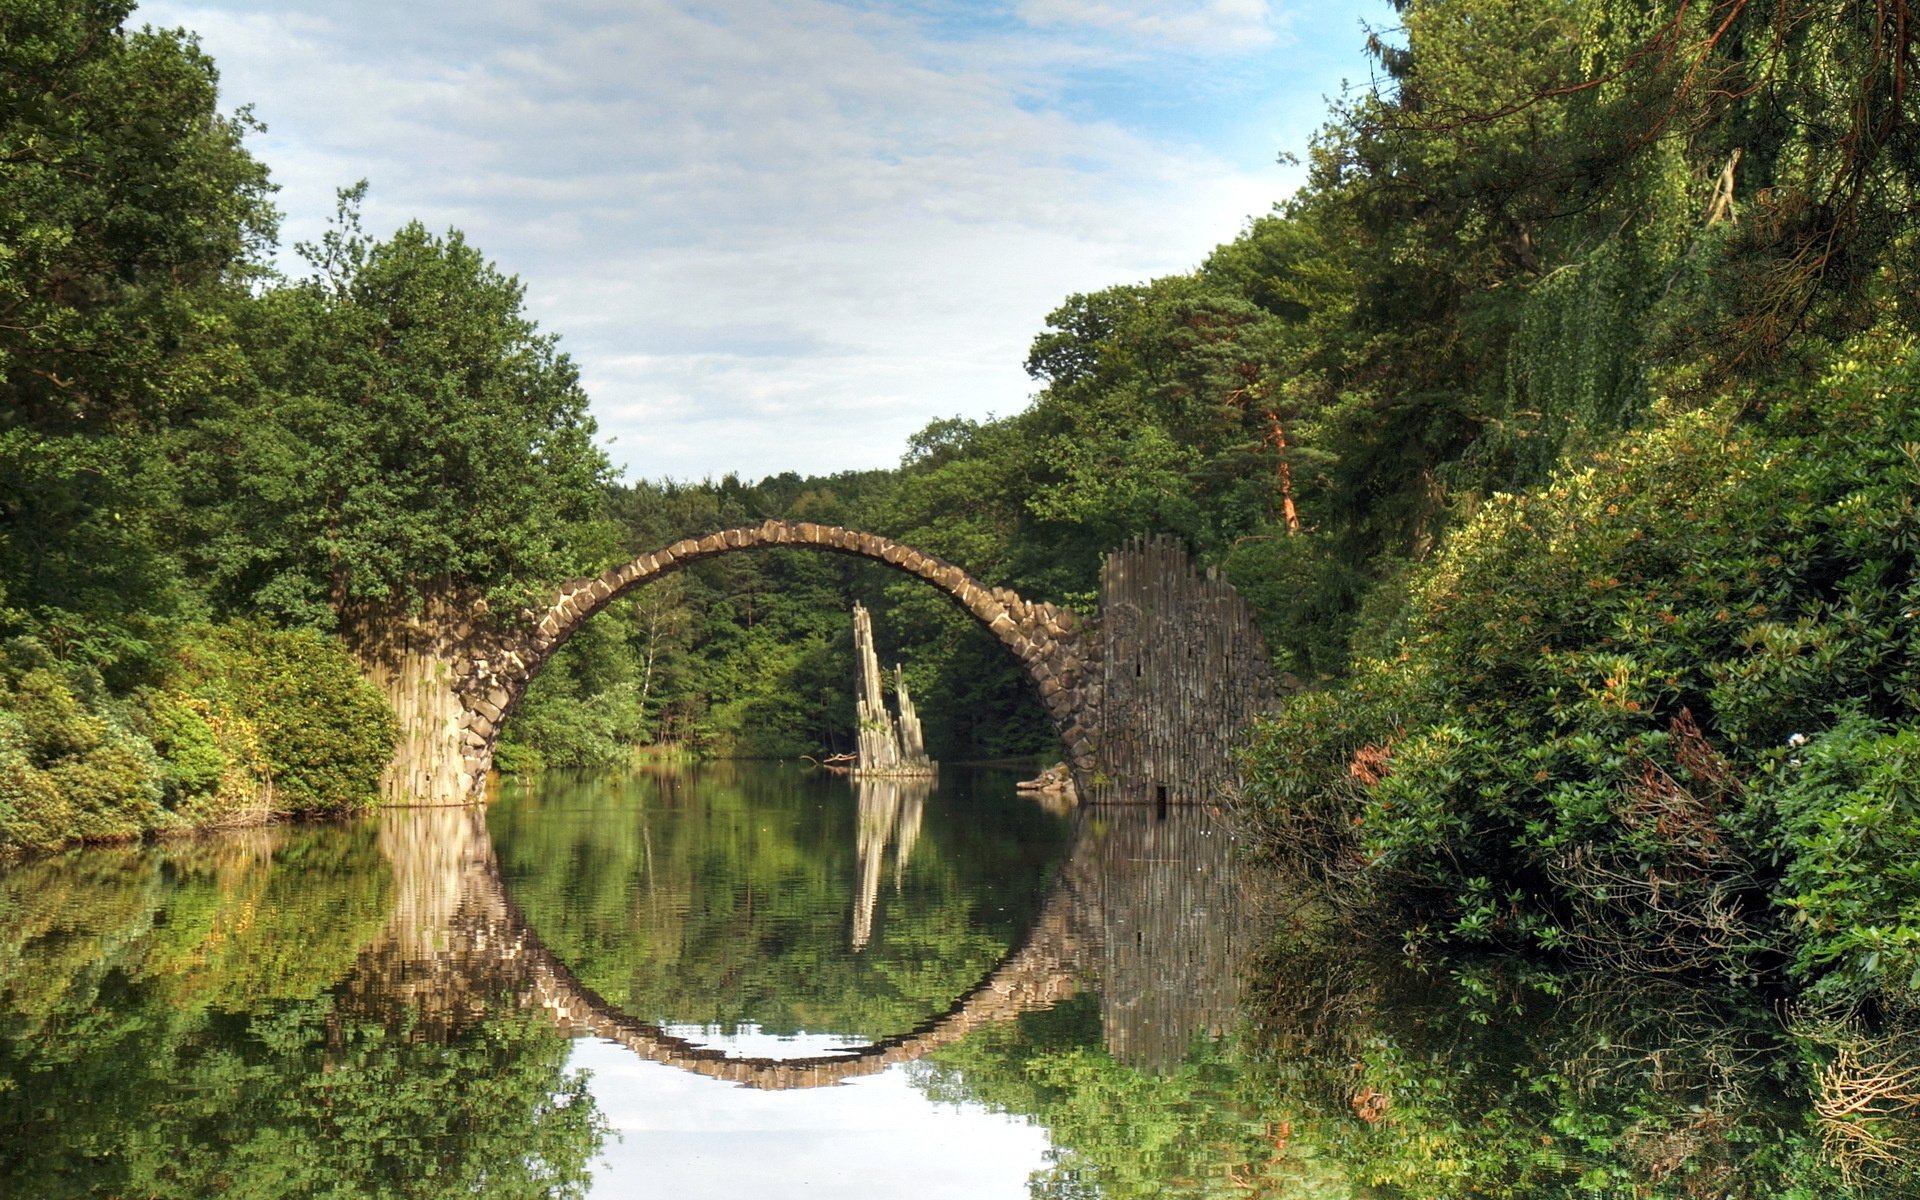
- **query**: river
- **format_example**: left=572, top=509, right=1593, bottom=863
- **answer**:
left=0, top=762, right=1892, bottom=1196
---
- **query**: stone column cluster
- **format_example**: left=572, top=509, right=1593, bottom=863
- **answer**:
left=851, top=602, right=933, bottom=777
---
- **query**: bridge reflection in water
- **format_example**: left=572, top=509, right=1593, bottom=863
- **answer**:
left=349, top=781, right=1250, bottom=1087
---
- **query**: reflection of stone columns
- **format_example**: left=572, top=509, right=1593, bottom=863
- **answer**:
left=851, top=777, right=933, bottom=951
left=344, top=805, right=531, bottom=1036
left=381, top=805, right=491, bottom=960
left=894, top=785, right=923, bottom=890
left=1069, top=805, right=1247, bottom=1071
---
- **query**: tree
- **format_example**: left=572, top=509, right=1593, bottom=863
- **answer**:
left=191, top=187, right=612, bottom=626
left=0, top=0, right=275, bottom=679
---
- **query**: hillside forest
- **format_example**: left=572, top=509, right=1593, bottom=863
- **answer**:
left=7, top=0, right=1920, bottom=1030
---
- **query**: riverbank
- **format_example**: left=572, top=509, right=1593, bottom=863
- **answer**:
left=0, top=623, right=396, bottom=858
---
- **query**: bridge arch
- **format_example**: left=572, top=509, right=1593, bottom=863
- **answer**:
left=359, top=527, right=1273, bottom=806
left=429, top=521, right=1099, bottom=800
left=353, top=795, right=1247, bottom=1088
left=351, top=803, right=1089, bottom=1089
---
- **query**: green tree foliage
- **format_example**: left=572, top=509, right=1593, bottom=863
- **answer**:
left=191, top=188, right=613, bottom=624
left=1245, top=333, right=1920, bottom=999
left=0, top=0, right=275, bottom=682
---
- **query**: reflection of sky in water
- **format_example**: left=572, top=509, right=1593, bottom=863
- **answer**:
left=575, top=1033, right=1049, bottom=1199
left=656, top=1023, right=868, bottom=1060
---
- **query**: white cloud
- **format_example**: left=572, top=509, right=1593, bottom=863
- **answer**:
left=137, top=0, right=1350, bottom=481
left=1016, top=0, right=1284, bottom=51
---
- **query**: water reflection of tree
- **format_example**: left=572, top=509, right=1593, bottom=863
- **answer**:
left=917, top=842, right=1886, bottom=1199
left=0, top=824, right=607, bottom=1199
left=489, top=764, right=1071, bottom=1038
left=1244, top=937, right=1835, bottom=1197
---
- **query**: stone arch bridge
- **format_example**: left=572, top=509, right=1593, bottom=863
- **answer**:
left=348, top=797, right=1246, bottom=1087
left=352, top=523, right=1273, bottom=805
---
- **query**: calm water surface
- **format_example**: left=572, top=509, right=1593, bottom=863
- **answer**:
left=0, top=762, right=1893, bottom=1197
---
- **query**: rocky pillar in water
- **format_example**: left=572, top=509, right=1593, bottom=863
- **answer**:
left=852, top=603, right=901, bottom=773
left=894, top=664, right=928, bottom=765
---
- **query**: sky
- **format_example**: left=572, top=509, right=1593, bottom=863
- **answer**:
left=135, top=0, right=1395, bottom=483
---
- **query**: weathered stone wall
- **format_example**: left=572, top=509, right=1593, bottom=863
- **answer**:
left=1090, top=535, right=1275, bottom=805
left=344, top=597, right=489, bottom=806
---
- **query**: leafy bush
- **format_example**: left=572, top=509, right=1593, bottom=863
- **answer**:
left=191, top=623, right=397, bottom=815
left=1245, top=331, right=1920, bottom=996
left=1773, top=715, right=1920, bottom=1000
left=0, top=623, right=396, bottom=853
left=0, top=659, right=164, bottom=850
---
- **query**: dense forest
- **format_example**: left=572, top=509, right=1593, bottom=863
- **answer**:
left=6, top=0, right=1920, bottom=1046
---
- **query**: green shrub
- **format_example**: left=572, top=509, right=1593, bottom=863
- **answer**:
left=193, top=623, right=397, bottom=815
left=0, top=622, right=397, bottom=853
left=11, top=666, right=108, bottom=761
left=1245, top=330, right=1920, bottom=990
left=0, top=734, right=77, bottom=851
left=139, top=690, right=229, bottom=802
left=0, top=661, right=163, bottom=850
left=1773, top=714, right=1920, bottom=1001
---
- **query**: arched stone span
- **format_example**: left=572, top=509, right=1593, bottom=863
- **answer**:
left=364, top=521, right=1100, bottom=802
left=347, top=793, right=1249, bottom=1088
left=346, top=804, right=1085, bottom=1089
left=523, top=873, right=1085, bottom=1089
